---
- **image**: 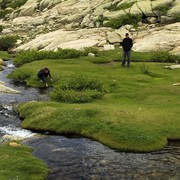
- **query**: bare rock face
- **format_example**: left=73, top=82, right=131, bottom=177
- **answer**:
left=0, top=59, right=6, bottom=66
left=133, top=22, right=180, bottom=52
left=15, top=28, right=110, bottom=51
left=0, top=0, right=179, bottom=53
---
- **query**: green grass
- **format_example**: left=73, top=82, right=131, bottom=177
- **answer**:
left=8, top=56, right=180, bottom=152
left=0, top=143, right=49, bottom=179
left=0, top=51, right=10, bottom=60
left=13, top=48, right=150, bottom=67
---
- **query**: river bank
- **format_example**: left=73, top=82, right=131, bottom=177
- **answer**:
left=0, top=56, right=180, bottom=179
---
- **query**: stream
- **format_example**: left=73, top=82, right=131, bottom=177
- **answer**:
left=0, top=61, right=180, bottom=180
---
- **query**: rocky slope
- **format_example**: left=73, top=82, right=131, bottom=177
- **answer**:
left=0, top=0, right=180, bottom=53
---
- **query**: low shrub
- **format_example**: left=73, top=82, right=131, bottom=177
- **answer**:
left=0, top=9, right=12, bottom=19
left=95, top=15, right=108, bottom=25
left=0, top=35, right=19, bottom=51
left=150, top=51, right=180, bottom=63
left=56, top=48, right=83, bottom=59
left=13, top=48, right=83, bottom=66
left=153, top=2, right=173, bottom=15
left=6, top=0, right=28, bottom=9
left=50, top=76, right=105, bottom=103
left=174, top=13, right=180, bottom=23
left=0, top=0, right=28, bottom=9
left=83, top=47, right=99, bottom=55
left=0, top=25, right=4, bottom=33
left=104, top=13, right=141, bottom=29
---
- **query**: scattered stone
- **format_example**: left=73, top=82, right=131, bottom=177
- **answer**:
left=103, top=44, right=115, bottom=51
left=0, top=83, right=21, bottom=94
left=9, top=142, right=21, bottom=147
left=165, top=65, right=180, bottom=70
left=0, top=0, right=179, bottom=53
left=173, top=83, right=180, bottom=86
left=88, top=53, right=95, bottom=57
left=0, top=58, right=6, bottom=66
left=99, top=159, right=109, bottom=166
left=2, top=135, right=24, bottom=142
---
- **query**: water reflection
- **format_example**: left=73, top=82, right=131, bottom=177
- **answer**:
left=23, top=136, right=180, bottom=180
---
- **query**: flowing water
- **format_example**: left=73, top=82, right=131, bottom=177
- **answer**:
left=0, top=61, right=180, bottom=180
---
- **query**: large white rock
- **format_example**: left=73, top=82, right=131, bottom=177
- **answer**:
left=165, top=64, right=180, bottom=70
left=133, top=22, right=180, bottom=53
left=0, top=82, right=21, bottom=94
left=107, top=32, right=121, bottom=43
left=15, top=28, right=112, bottom=51
left=168, top=0, right=180, bottom=15
left=0, top=0, right=178, bottom=54
left=19, top=0, right=39, bottom=16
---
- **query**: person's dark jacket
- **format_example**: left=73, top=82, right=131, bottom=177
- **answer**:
left=120, top=37, right=133, bottom=51
left=37, top=69, right=51, bottom=82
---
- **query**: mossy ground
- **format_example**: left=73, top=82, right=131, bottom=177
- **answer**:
left=8, top=50, right=180, bottom=152
left=0, top=143, right=49, bottom=180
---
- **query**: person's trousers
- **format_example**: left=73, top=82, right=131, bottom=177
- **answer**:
left=122, top=50, right=131, bottom=66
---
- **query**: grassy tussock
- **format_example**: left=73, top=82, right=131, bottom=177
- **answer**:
left=0, top=144, right=49, bottom=179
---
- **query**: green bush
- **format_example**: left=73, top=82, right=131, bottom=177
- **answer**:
left=0, top=35, right=19, bottom=51
left=50, top=76, right=105, bottom=103
left=13, top=48, right=83, bottom=66
left=0, top=9, right=12, bottom=19
left=174, top=13, right=180, bottom=22
left=0, top=0, right=28, bottom=9
left=105, top=13, right=141, bottom=29
left=6, top=0, right=28, bottom=8
left=150, top=51, right=180, bottom=63
left=0, top=25, right=3, bottom=32
left=83, top=47, right=99, bottom=55
left=56, top=48, right=83, bottom=59
left=96, top=15, right=108, bottom=25
left=153, top=2, right=173, bottom=15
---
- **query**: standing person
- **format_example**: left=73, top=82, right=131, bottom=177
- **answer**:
left=37, top=68, right=53, bottom=87
left=120, top=33, right=133, bottom=67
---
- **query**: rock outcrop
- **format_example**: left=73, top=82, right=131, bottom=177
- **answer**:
left=0, top=0, right=179, bottom=53
left=0, top=81, right=21, bottom=94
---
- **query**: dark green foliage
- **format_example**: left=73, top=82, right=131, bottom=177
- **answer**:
left=106, top=2, right=135, bottom=11
left=50, top=76, right=105, bottom=103
left=150, top=51, right=180, bottom=63
left=0, top=0, right=28, bottom=9
left=105, top=13, right=141, bottom=29
left=13, top=48, right=83, bottom=66
left=174, top=13, right=180, bottom=22
left=83, top=47, right=99, bottom=55
left=0, top=35, right=19, bottom=51
left=6, top=0, right=28, bottom=8
left=0, top=25, right=3, bottom=32
left=96, top=15, right=108, bottom=25
left=153, top=2, right=173, bottom=15
left=0, top=9, right=12, bottom=19
left=56, top=48, right=83, bottom=58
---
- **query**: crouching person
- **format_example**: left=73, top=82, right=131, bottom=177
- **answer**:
left=37, top=67, right=53, bottom=87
